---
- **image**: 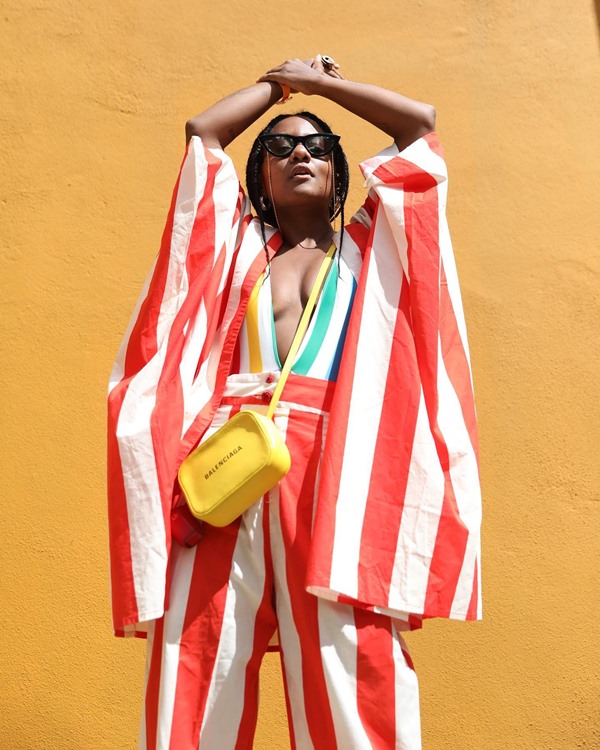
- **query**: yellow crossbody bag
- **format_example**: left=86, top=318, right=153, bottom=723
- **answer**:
left=177, top=244, right=336, bottom=527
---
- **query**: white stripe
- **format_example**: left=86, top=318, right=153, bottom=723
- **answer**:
left=328, top=206, right=404, bottom=598
left=179, top=301, right=208, bottom=434
left=391, top=625, right=422, bottom=750
left=388, top=391, right=446, bottom=613
left=154, top=139, right=208, bottom=349
left=317, top=600, right=371, bottom=748
left=437, top=340, right=481, bottom=533
left=117, top=358, right=170, bottom=623
left=435, top=343, right=481, bottom=618
left=336, top=227, right=364, bottom=280
left=154, top=545, right=197, bottom=749
left=109, top=257, right=157, bottom=395
left=266, top=413, right=315, bottom=750
left=450, top=534, right=479, bottom=620
left=199, top=498, right=269, bottom=749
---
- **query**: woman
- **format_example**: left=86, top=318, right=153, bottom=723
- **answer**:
left=108, top=56, right=482, bottom=750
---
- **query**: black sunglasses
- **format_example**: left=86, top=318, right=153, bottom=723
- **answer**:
left=259, top=133, right=340, bottom=158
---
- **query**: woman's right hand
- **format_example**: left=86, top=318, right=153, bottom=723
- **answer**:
left=257, top=56, right=343, bottom=97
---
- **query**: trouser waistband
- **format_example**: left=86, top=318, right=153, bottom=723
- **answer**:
left=220, top=372, right=336, bottom=414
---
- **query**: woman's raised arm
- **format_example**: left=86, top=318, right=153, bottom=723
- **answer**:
left=185, top=82, right=284, bottom=150
left=257, top=57, right=436, bottom=152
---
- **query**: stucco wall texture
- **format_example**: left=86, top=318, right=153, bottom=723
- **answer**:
left=1, top=1, right=599, bottom=748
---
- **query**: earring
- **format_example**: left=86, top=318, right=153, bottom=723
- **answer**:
left=259, top=195, right=271, bottom=211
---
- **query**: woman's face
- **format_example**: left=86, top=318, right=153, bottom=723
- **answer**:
left=260, top=116, right=333, bottom=215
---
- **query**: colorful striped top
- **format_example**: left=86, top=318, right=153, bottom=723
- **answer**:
left=231, top=249, right=357, bottom=381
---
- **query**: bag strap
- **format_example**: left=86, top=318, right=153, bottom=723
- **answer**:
left=266, top=242, right=336, bottom=420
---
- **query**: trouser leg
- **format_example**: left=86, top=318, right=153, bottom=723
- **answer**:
left=140, top=499, right=277, bottom=750
left=270, top=404, right=422, bottom=750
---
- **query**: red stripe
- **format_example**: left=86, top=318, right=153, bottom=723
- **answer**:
left=278, top=653, right=298, bottom=750
left=355, top=608, right=396, bottom=750
left=107, top=380, right=139, bottom=631
left=196, top=243, right=227, bottom=371
left=408, top=614, right=423, bottom=631
left=424, top=131, right=444, bottom=158
left=356, top=275, right=420, bottom=604
left=466, top=557, right=479, bottom=620
left=278, top=411, right=338, bottom=750
left=161, top=150, right=222, bottom=365
left=144, top=617, right=165, bottom=750
left=439, top=262, right=479, bottom=459
left=150, top=368, right=184, bottom=561
left=214, top=213, right=253, bottom=332
left=345, top=220, right=370, bottom=258
left=196, top=206, right=253, bottom=376
left=149, top=148, right=223, bottom=400
left=362, top=193, right=378, bottom=221
left=123, top=147, right=189, bottom=378
left=306, top=210, right=375, bottom=590
left=423, top=476, right=469, bottom=617
left=401, top=644, right=415, bottom=672
left=232, top=189, right=244, bottom=228
left=229, top=333, right=241, bottom=376
left=167, top=522, right=242, bottom=748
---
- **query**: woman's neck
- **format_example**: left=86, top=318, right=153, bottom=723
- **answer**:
left=276, top=208, right=333, bottom=251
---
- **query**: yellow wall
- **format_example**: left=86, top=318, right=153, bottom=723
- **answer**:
left=2, top=1, right=599, bottom=747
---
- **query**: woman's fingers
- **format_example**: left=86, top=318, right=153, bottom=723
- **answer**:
left=314, top=54, right=344, bottom=80
left=256, top=57, right=344, bottom=94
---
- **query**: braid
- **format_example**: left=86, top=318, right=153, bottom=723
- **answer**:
left=338, top=203, right=346, bottom=277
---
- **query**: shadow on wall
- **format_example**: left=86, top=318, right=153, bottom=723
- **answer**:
left=596, top=0, right=600, bottom=38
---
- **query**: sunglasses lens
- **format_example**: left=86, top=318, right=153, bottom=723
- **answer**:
left=262, top=136, right=295, bottom=156
left=305, top=134, right=335, bottom=156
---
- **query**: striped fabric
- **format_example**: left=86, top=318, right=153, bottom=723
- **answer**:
left=107, top=132, right=482, bottom=637
left=140, top=374, right=421, bottom=750
left=306, top=138, right=482, bottom=622
left=231, top=251, right=357, bottom=380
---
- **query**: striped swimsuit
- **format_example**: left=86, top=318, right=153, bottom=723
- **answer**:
left=231, top=249, right=357, bottom=381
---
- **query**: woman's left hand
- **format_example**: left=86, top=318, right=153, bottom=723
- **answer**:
left=257, top=56, right=343, bottom=96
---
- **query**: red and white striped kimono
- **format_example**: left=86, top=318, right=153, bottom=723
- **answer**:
left=107, top=132, right=481, bottom=746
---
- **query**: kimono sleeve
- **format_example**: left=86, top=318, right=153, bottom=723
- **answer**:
left=107, top=136, right=250, bottom=637
left=308, top=133, right=482, bottom=623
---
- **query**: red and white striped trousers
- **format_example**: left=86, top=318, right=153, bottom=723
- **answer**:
left=140, top=373, right=421, bottom=750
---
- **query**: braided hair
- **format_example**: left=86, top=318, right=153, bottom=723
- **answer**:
left=245, top=111, right=350, bottom=265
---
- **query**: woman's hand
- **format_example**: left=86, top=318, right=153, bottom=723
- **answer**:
left=257, top=56, right=343, bottom=96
